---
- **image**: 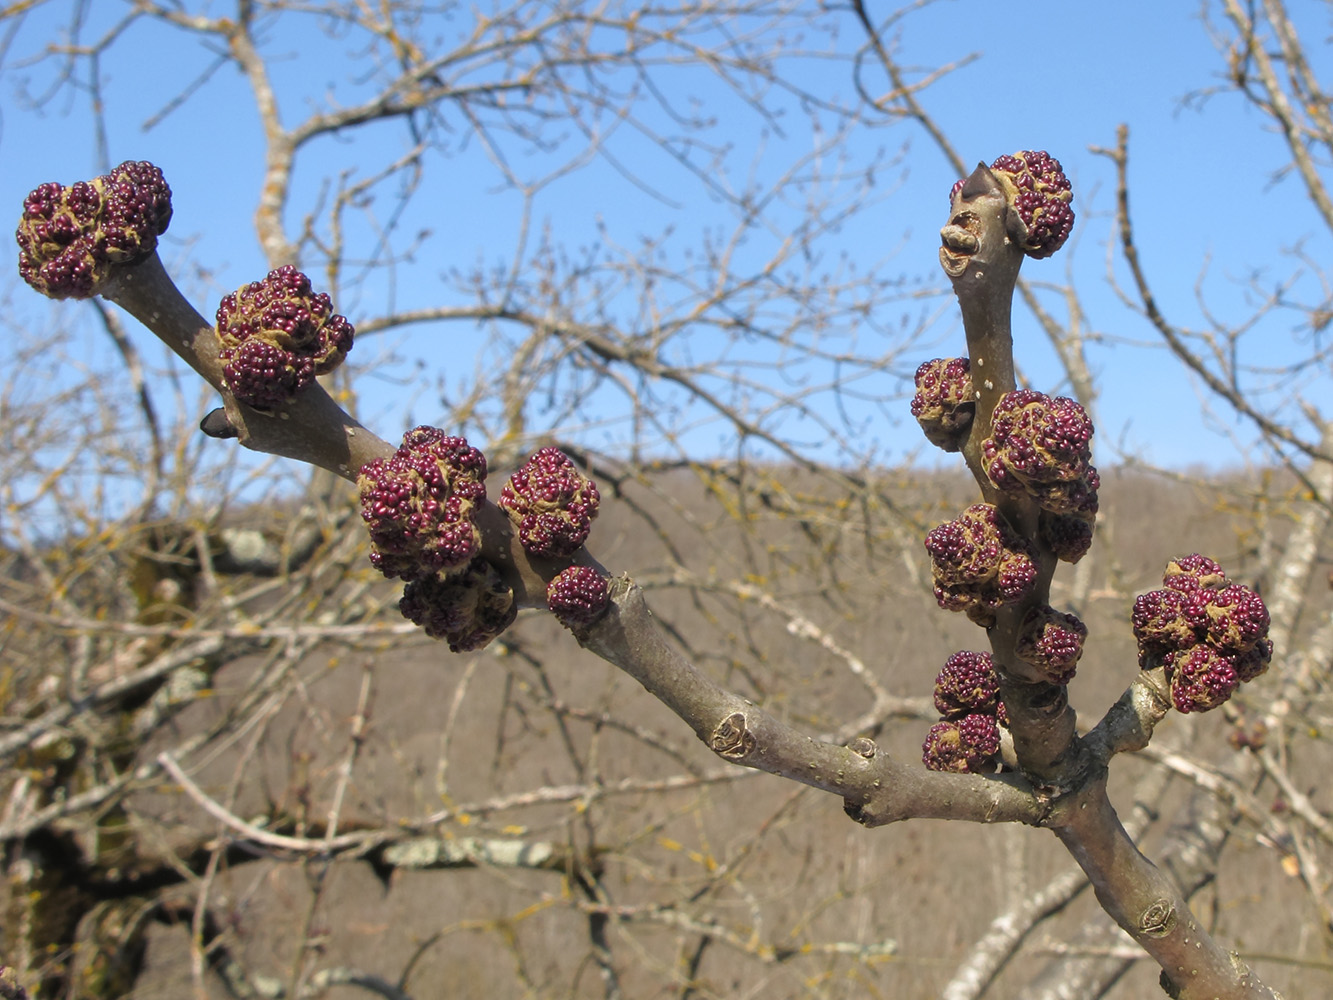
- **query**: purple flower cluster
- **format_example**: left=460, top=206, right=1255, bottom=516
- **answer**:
left=547, top=565, right=611, bottom=630
left=1132, top=554, right=1272, bottom=713
left=359, top=428, right=519, bottom=651
left=1039, top=510, right=1095, bottom=564
left=925, top=503, right=1038, bottom=625
left=933, top=650, right=1001, bottom=719
left=215, top=265, right=355, bottom=411
left=498, top=447, right=601, bottom=557
left=358, top=427, right=489, bottom=582
left=983, top=389, right=1099, bottom=518
left=988, top=150, right=1075, bottom=259
left=399, top=557, right=517, bottom=652
left=922, top=714, right=1001, bottom=774
left=1014, top=605, right=1087, bottom=684
left=924, top=650, right=1007, bottom=774
left=910, top=357, right=975, bottom=452
left=16, top=160, right=172, bottom=299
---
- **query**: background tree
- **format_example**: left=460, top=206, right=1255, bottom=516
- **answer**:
left=1, top=1, right=1332, bottom=998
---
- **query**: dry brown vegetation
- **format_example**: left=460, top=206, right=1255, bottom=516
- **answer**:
left=5, top=464, right=1332, bottom=999
left=5, top=2, right=1333, bottom=998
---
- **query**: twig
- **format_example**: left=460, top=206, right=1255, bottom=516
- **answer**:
left=157, top=752, right=373, bottom=854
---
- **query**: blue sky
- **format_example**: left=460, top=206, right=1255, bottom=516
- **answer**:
left=2, top=0, right=1330, bottom=477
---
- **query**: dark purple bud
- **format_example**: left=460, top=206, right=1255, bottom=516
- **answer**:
left=925, top=503, right=1037, bottom=625
left=358, top=427, right=488, bottom=581
left=1132, top=556, right=1273, bottom=706
left=216, top=264, right=354, bottom=410
left=910, top=357, right=975, bottom=452
left=933, top=650, right=1000, bottom=719
left=922, top=714, right=1000, bottom=774
left=989, top=150, right=1074, bottom=258
left=1132, top=588, right=1202, bottom=668
left=499, top=447, right=601, bottom=557
left=16, top=160, right=172, bottom=299
left=399, top=558, right=516, bottom=652
left=1039, top=510, right=1095, bottom=564
left=1163, top=553, right=1227, bottom=591
left=1204, top=583, right=1270, bottom=655
left=1015, top=605, right=1087, bottom=684
left=1233, top=638, right=1273, bottom=683
left=547, top=565, right=610, bottom=630
left=983, top=389, right=1098, bottom=516
left=1166, top=644, right=1240, bottom=714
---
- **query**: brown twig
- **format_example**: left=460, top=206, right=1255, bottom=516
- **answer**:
left=1095, top=124, right=1329, bottom=465
left=579, top=577, right=1046, bottom=827
left=936, top=145, right=1282, bottom=999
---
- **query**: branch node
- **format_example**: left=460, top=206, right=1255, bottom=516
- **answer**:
left=939, top=222, right=980, bottom=278
left=709, top=711, right=756, bottom=760
left=1140, top=898, right=1177, bottom=938
left=847, top=736, right=877, bottom=759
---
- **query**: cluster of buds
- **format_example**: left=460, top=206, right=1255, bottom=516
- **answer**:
left=983, top=390, right=1099, bottom=518
left=1039, top=510, right=1095, bottom=565
left=933, top=649, right=1001, bottom=719
left=1132, top=554, right=1272, bottom=713
left=910, top=357, right=975, bottom=452
left=399, top=557, right=517, bottom=652
left=12, top=165, right=616, bottom=651
left=987, top=150, right=1075, bottom=259
left=16, top=160, right=172, bottom=299
left=359, top=427, right=489, bottom=581
left=215, top=265, right=354, bottom=411
left=923, top=651, right=1006, bottom=773
left=547, top=565, right=611, bottom=632
left=925, top=503, right=1037, bottom=625
left=1014, top=604, right=1087, bottom=684
left=359, top=428, right=518, bottom=650
left=498, top=446, right=601, bottom=558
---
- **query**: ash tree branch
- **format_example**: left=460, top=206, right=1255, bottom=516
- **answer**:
left=9, top=10, right=1298, bottom=990
left=942, top=751, right=1178, bottom=1000
left=70, top=141, right=1279, bottom=1000
left=933, top=158, right=1281, bottom=998
left=100, top=253, right=396, bottom=481
left=850, top=2, right=1101, bottom=418
left=579, top=578, right=1045, bottom=828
